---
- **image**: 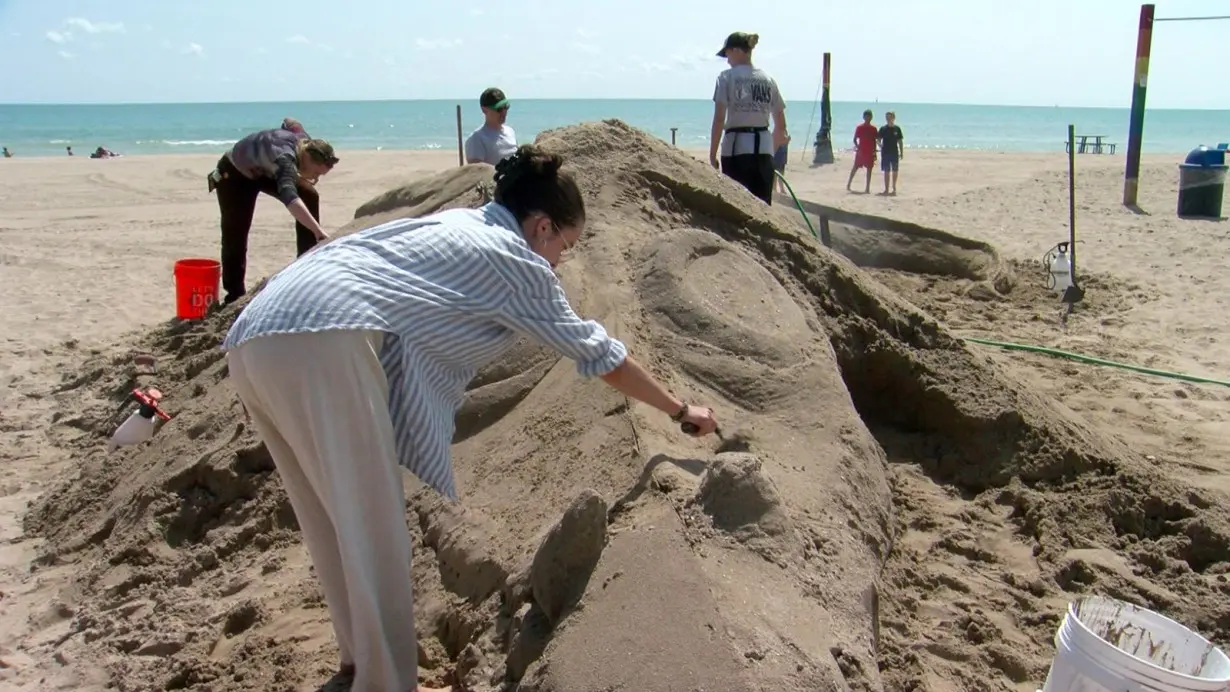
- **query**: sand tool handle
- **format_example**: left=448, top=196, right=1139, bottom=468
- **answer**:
left=681, top=422, right=723, bottom=437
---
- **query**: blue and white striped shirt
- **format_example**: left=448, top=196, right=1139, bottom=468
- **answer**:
left=221, top=203, right=628, bottom=499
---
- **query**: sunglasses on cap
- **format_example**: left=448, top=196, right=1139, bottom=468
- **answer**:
left=309, top=150, right=340, bottom=168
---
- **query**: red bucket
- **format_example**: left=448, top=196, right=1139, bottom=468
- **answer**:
left=173, top=258, right=221, bottom=320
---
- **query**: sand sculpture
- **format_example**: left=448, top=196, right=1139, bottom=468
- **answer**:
left=25, top=120, right=1228, bottom=691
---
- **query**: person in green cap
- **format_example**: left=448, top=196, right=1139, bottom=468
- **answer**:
left=464, top=87, right=518, bottom=166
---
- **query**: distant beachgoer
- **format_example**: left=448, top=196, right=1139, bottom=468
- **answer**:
left=221, top=143, right=720, bottom=692
left=878, top=111, right=904, bottom=195
left=66, top=146, right=73, bottom=156
left=2, top=147, right=11, bottom=158
left=773, top=134, right=791, bottom=195
left=464, top=87, right=517, bottom=166
left=210, top=127, right=338, bottom=304
left=90, top=146, right=119, bottom=159
left=709, top=31, right=788, bottom=205
left=846, top=110, right=878, bottom=193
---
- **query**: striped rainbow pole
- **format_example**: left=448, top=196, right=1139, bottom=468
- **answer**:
left=1123, top=4, right=1154, bottom=206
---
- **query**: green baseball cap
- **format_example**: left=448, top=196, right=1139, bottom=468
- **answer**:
left=480, top=87, right=509, bottom=111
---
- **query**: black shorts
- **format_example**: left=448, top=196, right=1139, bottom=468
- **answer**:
left=720, top=154, right=775, bottom=205
left=881, top=152, right=900, bottom=172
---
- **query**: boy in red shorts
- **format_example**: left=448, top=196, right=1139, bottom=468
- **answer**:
left=846, top=109, right=878, bottom=194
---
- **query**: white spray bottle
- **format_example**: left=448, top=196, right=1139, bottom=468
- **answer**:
left=107, top=387, right=171, bottom=451
left=1048, top=242, right=1073, bottom=296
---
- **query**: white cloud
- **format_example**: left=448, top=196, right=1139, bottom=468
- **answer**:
left=572, top=42, right=601, bottom=55
left=45, top=17, right=123, bottom=49
left=469, top=8, right=485, bottom=16
left=576, top=28, right=597, bottom=40
left=526, top=67, right=562, bottom=81
left=415, top=37, right=462, bottom=50
left=183, top=42, right=204, bottom=57
left=639, top=61, right=671, bottom=74
left=58, top=50, right=75, bottom=59
left=65, top=18, right=124, bottom=34
left=671, top=52, right=708, bottom=70
left=285, top=35, right=334, bottom=52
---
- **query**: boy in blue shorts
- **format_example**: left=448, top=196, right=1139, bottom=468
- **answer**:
left=878, top=111, right=904, bottom=195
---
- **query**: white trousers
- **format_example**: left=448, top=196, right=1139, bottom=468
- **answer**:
left=227, top=329, right=418, bottom=692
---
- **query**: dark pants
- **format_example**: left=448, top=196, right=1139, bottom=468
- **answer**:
left=721, top=154, right=776, bottom=205
left=215, top=155, right=321, bottom=303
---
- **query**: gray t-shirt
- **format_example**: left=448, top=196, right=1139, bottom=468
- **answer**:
left=713, top=65, right=785, bottom=157
left=464, top=125, right=518, bottom=165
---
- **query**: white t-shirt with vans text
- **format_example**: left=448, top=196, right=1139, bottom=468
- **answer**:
left=713, top=65, right=785, bottom=157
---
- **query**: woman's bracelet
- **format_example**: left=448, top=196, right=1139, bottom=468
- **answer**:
left=669, top=403, right=689, bottom=422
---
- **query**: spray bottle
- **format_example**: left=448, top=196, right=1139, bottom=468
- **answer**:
left=1047, top=242, right=1073, bottom=296
left=107, top=387, right=172, bottom=451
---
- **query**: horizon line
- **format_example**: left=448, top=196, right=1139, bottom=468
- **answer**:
left=0, top=97, right=1223, bottom=111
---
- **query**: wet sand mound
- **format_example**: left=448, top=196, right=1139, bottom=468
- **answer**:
left=24, top=120, right=1230, bottom=691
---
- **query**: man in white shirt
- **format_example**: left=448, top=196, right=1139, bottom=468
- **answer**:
left=464, top=87, right=518, bottom=166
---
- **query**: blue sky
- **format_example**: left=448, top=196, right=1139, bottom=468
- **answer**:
left=0, top=0, right=1227, bottom=107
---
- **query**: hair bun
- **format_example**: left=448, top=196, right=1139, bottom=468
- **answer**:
left=494, top=145, right=563, bottom=187
left=747, top=33, right=759, bottom=49
left=526, top=149, right=562, bottom=177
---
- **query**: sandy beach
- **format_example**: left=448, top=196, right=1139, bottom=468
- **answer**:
left=2, top=136, right=1228, bottom=691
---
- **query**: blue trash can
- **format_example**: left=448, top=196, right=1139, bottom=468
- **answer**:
left=1178, top=146, right=1228, bottom=219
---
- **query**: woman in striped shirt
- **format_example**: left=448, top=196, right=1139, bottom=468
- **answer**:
left=222, top=145, right=720, bottom=692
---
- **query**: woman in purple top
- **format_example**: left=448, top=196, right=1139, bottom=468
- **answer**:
left=209, top=121, right=339, bottom=304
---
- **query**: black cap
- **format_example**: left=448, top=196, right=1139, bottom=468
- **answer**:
left=717, top=31, right=755, bottom=58
left=480, top=87, right=509, bottom=110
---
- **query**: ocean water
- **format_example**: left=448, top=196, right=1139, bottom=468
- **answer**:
left=0, top=100, right=1226, bottom=158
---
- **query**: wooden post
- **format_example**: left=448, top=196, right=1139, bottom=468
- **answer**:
left=1123, top=4, right=1154, bottom=206
left=670, top=128, right=678, bottom=146
left=455, top=104, right=464, bottom=167
left=1064, top=123, right=1085, bottom=305
left=1067, top=124, right=1077, bottom=283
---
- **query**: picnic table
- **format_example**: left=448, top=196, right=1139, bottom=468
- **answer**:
left=1065, top=134, right=1117, bottom=155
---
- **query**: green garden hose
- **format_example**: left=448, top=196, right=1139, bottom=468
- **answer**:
left=773, top=173, right=1230, bottom=388
left=962, top=337, right=1230, bottom=388
left=774, top=171, right=818, bottom=241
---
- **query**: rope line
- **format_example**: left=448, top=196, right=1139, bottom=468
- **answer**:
left=1155, top=14, right=1230, bottom=21
left=800, top=71, right=824, bottom=165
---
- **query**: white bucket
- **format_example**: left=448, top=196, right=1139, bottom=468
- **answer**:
left=1042, top=596, right=1230, bottom=692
